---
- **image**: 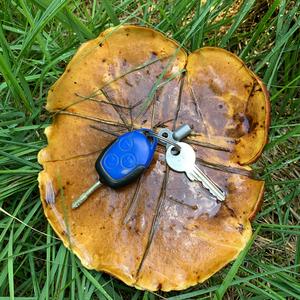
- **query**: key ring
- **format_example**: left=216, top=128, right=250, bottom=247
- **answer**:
left=144, top=131, right=181, bottom=151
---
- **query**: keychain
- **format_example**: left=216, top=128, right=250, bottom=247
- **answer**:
left=72, top=125, right=192, bottom=209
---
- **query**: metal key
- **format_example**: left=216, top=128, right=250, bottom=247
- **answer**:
left=166, top=142, right=226, bottom=201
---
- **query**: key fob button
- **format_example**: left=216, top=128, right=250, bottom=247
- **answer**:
left=103, top=153, right=119, bottom=169
left=121, top=153, right=136, bottom=169
left=118, top=137, right=133, bottom=151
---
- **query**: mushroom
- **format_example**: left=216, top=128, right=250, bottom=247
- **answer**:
left=38, top=25, right=270, bottom=291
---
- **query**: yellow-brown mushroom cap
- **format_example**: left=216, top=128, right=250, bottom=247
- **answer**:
left=38, top=25, right=270, bottom=291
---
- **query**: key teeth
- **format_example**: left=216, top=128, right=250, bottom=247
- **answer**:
left=191, top=167, right=226, bottom=201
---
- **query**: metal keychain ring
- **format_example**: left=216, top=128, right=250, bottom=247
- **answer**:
left=145, top=131, right=181, bottom=151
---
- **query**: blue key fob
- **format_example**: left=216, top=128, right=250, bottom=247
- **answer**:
left=95, top=129, right=158, bottom=188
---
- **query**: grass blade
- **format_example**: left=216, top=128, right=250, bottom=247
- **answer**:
left=0, top=53, right=33, bottom=112
left=214, top=226, right=261, bottom=299
left=102, top=0, right=120, bottom=26
left=19, top=0, right=69, bottom=58
left=79, top=266, right=113, bottom=300
left=220, top=0, right=256, bottom=47
left=8, top=224, right=15, bottom=300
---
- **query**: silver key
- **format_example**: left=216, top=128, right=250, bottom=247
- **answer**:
left=166, top=142, right=226, bottom=201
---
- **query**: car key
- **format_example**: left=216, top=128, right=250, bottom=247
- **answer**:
left=72, top=129, right=158, bottom=209
left=166, top=142, right=226, bottom=201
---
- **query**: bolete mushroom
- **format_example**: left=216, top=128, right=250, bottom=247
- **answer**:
left=38, top=25, right=270, bottom=291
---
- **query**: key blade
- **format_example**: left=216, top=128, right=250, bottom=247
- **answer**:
left=193, top=166, right=226, bottom=201
left=72, top=181, right=102, bottom=209
left=194, top=166, right=225, bottom=201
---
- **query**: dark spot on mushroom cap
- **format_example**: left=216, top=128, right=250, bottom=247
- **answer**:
left=250, top=121, right=258, bottom=131
left=74, top=81, right=77, bottom=84
left=99, top=43, right=103, bottom=47
left=102, top=59, right=106, bottom=62
left=261, top=106, right=265, bottom=110
left=218, top=104, right=223, bottom=109
left=246, top=115, right=253, bottom=128
left=237, top=224, right=244, bottom=233
left=226, top=113, right=252, bottom=137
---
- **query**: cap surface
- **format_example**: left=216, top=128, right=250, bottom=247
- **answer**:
left=38, top=25, right=270, bottom=291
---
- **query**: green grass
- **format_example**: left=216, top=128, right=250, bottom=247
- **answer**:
left=0, top=0, right=299, bottom=299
